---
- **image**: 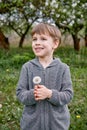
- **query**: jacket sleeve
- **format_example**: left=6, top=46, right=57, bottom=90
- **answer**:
left=16, top=65, right=37, bottom=106
left=47, top=65, right=73, bottom=106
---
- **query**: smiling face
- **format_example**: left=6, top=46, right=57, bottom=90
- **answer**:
left=31, top=23, right=61, bottom=60
left=32, top=33, right=58, bottom=59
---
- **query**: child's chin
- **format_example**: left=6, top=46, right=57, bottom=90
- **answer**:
left=35, top=53, right=43, bottom=56
left=36, top=55, right=44, bottom=58
left=37, top=55, right=43, bottom=57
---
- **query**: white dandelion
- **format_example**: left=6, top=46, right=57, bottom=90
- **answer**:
left=33, top=76, right=41, bottom=84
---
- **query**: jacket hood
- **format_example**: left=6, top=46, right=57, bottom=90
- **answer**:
left=29, top=57, right=62, bottom=69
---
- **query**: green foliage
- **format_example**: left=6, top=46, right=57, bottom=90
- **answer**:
left=0, top=46, right=87, bottom=130
left=0, top=47, right=34, bottom=69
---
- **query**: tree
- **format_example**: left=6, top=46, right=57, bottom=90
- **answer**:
left=0, top=0, right=39, bottom=47
left=51, top=0, right=87, bottom=51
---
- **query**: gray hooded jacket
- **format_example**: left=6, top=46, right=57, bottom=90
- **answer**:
left=16, top=58, right=73, bottom=130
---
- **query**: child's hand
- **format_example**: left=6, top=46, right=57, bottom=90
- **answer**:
left=34, top=85, right=52, bottom=101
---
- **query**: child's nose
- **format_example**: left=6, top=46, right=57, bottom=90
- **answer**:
left=35, top=40, right=41, bottom=45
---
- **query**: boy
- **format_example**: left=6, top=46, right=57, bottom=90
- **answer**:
left=16, top=23, right=73, bottom=130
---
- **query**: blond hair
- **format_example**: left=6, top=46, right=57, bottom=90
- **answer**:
left=31, top=23, right=61, bottom=45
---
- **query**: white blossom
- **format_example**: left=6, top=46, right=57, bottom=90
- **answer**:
left=0, top=104, right=2, bottom=109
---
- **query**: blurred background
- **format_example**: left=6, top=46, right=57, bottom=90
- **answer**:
left=0, top=0, right=87, bottom=130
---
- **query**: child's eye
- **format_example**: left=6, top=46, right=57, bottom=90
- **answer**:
left=32, top=38, right=37, bottom=41
left=41, top=37, right=47, bottom=40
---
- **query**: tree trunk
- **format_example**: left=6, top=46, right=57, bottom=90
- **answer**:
left=72, top=34, right=80, bottom=51
left=85, top=35, right=87, bottom=47
left=19, top=25, right=30, bottom=48
left=19, top=34, right=25, bottom=48
left=0, top=30, right=10, bottom=50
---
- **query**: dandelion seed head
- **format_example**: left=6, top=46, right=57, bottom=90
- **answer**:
left=33, top=76, right=41, bottom=84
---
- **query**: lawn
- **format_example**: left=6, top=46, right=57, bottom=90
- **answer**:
left=0, top=46, right=87, bottom=130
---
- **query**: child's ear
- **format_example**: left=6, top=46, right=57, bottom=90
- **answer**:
left=54, top=40, right=59, bottom=49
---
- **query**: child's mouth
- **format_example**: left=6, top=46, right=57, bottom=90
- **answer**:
left=35, top=47, right=44, bottom=52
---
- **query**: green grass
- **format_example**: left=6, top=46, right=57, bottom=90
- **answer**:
left=0, top=46, right=87, bottom=130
